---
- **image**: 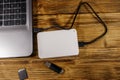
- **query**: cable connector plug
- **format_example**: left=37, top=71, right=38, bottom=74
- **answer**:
left=33, top=28, right=45, bottom=33
left=78, top=41, right=87, bottom=47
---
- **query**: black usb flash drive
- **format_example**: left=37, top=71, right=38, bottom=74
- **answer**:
left=45, top=62, right=64, bottom=74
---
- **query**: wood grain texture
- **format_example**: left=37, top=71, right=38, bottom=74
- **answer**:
left=0, top=0, right=120, bottom=80
left=33, top=0, right=120, bottom=14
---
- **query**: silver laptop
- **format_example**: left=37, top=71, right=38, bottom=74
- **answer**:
left=0, top=0, right=33, bottom=58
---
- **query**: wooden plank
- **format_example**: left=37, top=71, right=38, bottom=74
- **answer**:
left=33, top=13, right=120, bottom=27
left=106, top=30, right=120, bottom=48
left=33, top=0, right=120, bottom=14
left=0, top=59, right=120, bottom=80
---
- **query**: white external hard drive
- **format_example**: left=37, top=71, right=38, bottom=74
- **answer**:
left=37, top=29, right=79, bottom=58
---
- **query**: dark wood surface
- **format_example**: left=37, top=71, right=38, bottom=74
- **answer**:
left=0, top=0, right=120, bottom=80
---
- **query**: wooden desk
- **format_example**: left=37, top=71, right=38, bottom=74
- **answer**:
left=0, top=0, right=120, bottom=80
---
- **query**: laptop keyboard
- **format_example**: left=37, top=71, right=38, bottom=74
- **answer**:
left=0, top=0, right=26, bottom=26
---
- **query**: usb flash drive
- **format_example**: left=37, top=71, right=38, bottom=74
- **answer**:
left=45, top=61, right=64, bottom=74
left=18, top=68, right=28, bottom=80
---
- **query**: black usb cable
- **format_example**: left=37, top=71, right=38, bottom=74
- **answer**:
left=33, top=1, right=108, bottom=47
left=76, top=2, right=108, bottom=47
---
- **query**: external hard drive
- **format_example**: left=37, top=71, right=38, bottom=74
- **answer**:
left=37, top=29, right=79, bottom=58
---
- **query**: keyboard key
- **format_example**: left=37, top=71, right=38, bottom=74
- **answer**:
left=0, top=21, right=2, bottom=26
left=0, top=0, right=3, bottom=3
left=4, top=9, right=10, bottom=14
left=21, top=0, right=26, bottom=2
left=4, top=0, right=10, bottom=3
left=11, top=0, right=17, bottom=2
left=10, top=9, right=14, bottom=13
left=15, top=3, right=21, bottom=7
left=15, top=0, right=21, bottom=2
left=0, top=4, right=3, bottom=14
left=4, top=10, right=8, bottom=14
left=15, top=20, right=21, bottom=25
left=0, top=15, right=2, bottom=20
left=10, top=0, right=16, bottom=2
left=10, top=20, right=14, bottom=25
left=21, top=14, right=26, bottom=19
left=21, top=19, right=26, bottom=25
left=4, top=4, right=10, bottom=8
left=10, top=4, right=15, bottom=8
left=14, top=9, right=21, bottom=13
left=21, top=9, right=26, bottom=13
left=10, top=15, right=14, bottom=19
left=4, top=21, right=11, bottom=26
left=21, top=3, right=26, bottom=8
left=4, top=20, right=15, bottom=26
left=11, top=3, right=17, bottom=8
left=0, top=9, right=3, bottom=14
left=4, top=15, right=10, bottom=19
left=0, top=4, right=3, bottom=9
left=10, top=0, right=20, bottom=2
left=14, top=14, right=21, bottom=19
left=21, top=3, right=26, bottom=13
